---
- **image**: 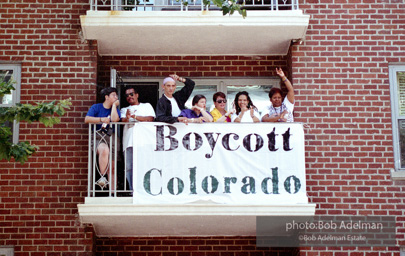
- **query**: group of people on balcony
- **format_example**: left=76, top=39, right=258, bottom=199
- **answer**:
left=85, top=68, right=294, bottom=191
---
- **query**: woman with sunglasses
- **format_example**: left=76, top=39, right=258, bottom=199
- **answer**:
left=231, top=91, right=261, bottom=123
left=210, top=92, right=235, bottom=122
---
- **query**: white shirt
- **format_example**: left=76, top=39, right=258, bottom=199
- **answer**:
left=120, top=103, right=156, bottom=150
left=231, top=109, right=261, bottom=122
left=164, top=94, right=181, bottom=117
left=261, top=97, right=294, bottom=122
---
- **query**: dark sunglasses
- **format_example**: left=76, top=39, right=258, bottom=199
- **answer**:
left=125, top=92, right=135, bottom=97
left=216, top=99, right=227, bottom=103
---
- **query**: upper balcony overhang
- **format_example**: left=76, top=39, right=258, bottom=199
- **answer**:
left=80, top=10, right=310, bottom=56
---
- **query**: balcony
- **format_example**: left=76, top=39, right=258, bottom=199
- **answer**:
left=79, top=0, right=309, bottom=56
left=78, top=122, right=316, bottom=237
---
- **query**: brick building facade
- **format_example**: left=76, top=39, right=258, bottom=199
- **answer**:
left=1, top=0, right=404, bottom=255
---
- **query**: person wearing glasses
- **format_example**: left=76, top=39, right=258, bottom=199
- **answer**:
left=210, top=92, right=235, bottom=122
left=120, top=86, right=155, bottom=191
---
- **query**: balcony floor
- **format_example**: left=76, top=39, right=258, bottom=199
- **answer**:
left=78, top=198, right=316, bottom=237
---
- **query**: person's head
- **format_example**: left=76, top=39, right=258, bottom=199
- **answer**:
left=213, top=92, right=227, bottom=111
left=162, top=77, right=176, bottom=98
left=268, top=88, right=283, bottom=107
left=234, top=91, right=255, bottom=114
left=100, top=87, right=118, bottom=105
left=125, top=87, right=139, bottom=106
left=192, top=94, right=207, bottom=110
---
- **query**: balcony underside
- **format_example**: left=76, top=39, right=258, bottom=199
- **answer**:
left=78, top=198, right=316, bottom=237
left=80, top=10, right=310, bottom=56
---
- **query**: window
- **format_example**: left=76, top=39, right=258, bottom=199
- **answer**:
left=0, top=64, right=21, bottom=144
left=0, top=247, right=14, bottom=256
left=175, top=78, right=280, bottom=115
left=122, top=77, right=280, bottom=115
left=389, top=65, right=405, bottom=172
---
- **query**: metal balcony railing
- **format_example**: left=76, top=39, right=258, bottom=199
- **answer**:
left=89, top=0, right=299, bottom=11
left=87, top=123, right=132, bottom=197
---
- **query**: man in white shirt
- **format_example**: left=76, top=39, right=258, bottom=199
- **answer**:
left=120, top=87, right=155, bottom=191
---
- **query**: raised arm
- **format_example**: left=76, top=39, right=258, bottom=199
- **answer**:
left=276, top=67, right=294, bottom=104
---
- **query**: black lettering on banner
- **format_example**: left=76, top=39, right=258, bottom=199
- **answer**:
left=267, top=127, right=278, bottom=152
left=282, top=127, right=292, bottom=151
left=222, top=133, right=240, bottom=151
left=182, top=132, right=203, bottom=151
left=155, top=125, right=178, bottom=151
left=243, top=133, right=264, bottom=152
left=203, top=133, right=221, bottom=158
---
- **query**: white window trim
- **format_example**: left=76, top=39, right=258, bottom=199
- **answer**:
left=0, top=246, right=14, bottom=256
left=122, top=77, right=280, bottom=97
left=0, top=64, right=21, bottom=144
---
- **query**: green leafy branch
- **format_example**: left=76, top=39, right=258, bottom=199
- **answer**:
left=0, top=99, right=72, bottom=127
left=0, top=125, right=38, bottom=164
left=0, top=76, right=72, bottom=164
left=0, top=76, right=15, bottom=96
left=211, top=0, right=246, bottom=17
left=175, top=0, right=246, bottom=17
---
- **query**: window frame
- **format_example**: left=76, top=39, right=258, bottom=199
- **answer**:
left=0, top=64, right=21, bottom=144
left=0, top=246, right=14, bottom=256
left=123, top=76, right=280, bottom=109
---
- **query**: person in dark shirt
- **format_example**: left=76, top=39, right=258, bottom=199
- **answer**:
left=155, top=74, right=195, bottom=124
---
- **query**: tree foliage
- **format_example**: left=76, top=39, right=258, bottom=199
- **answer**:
left=210, top=0, right=246, bottom=18
left=0, top=76, right=72, bottom=164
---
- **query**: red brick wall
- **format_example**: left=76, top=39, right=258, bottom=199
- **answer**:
left=0, top=0, right=97, bottom=255
left=2, top=0, right=405, bottom=254
left=292, top=0, right=405, bottom=255
left=96, top=236, right=300, bottom=256
left=98, top=55, right=289, bottom=84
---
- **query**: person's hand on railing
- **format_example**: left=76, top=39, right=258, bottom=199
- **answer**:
left=178, top=116, right=189, bottom=125
left=100, top=116, right=111, bottom=124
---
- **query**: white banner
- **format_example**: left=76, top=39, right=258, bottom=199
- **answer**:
left=132, top=122, right=308, bottom=205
